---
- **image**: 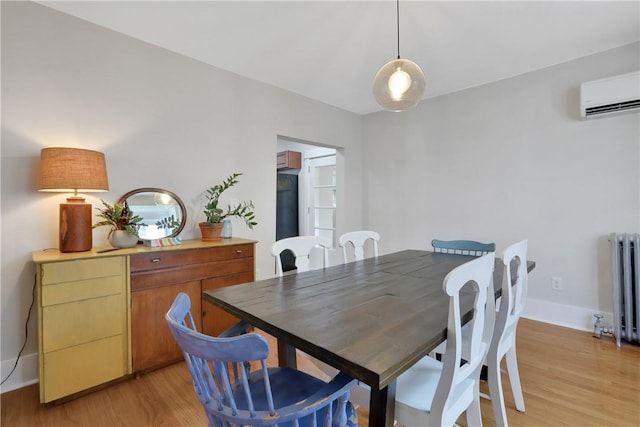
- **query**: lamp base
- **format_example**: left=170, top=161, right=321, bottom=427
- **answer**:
left=59, top=197, right=92, bottom=253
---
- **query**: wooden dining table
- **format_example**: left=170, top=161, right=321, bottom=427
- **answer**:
left=202, top=249, right=535, bottom=427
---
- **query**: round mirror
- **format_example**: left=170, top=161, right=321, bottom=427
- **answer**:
left=118, top=188, right=187, bottom=240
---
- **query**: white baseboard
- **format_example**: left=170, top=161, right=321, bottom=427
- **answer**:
left=523, top=297, right=613, bottom=333
left=0, top=351, right=39, bottom=394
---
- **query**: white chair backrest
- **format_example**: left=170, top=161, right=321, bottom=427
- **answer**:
left=433, top=252, right=495, bottom=419
left=338, top=230, right=380, bottom=263
left=493, top=239, right=528, bottom=355
left=271, top=236, right=332, bottom=277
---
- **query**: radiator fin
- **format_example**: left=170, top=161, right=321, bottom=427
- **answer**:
left=609, top=233, right=640, bottom=346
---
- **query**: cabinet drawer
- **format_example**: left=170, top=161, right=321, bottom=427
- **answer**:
left=131, top=258, right=254, bottom=291
left=202, top=271, right=255, bottom=292
left=42, top=335, right=127, bottom=403
left=41, top=275, right=124, bottom=307
left=42, top=293, right=125, bottom=353
left=130, top=245, right=253, bottom=273
left=41, top=257, right=124, bottom=285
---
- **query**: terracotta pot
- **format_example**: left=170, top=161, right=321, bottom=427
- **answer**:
left=108, top=230, right=139, bottom=248
left=199, top=222, right=223, bottom=242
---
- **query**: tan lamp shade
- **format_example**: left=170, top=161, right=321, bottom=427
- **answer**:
left=38, top=147, right=109, bottom=253
left=38, top=147, right=109, bottom=193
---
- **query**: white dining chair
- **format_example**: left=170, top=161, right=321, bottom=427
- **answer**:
left=431, top=240, right=529, bottom=427
left=271, top=235, right=332, bottom=277
left=485, top=239, right=528, bottom=426
left=394, top=252, right=495, bottom=427
left=429, top=238, right=495, bottom=358
left=271, top=235, right=337, bottom=378
left=338, top=230, right=380, bottom=263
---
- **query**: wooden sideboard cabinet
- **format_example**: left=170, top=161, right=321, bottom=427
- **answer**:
left=129, top=238, right=255, bottom=373
left=33, top=255, right=130, bottom=403
left=33, top=238, right=255, bottom=401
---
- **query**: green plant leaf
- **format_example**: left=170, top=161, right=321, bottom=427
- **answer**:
left=93, top=199, right=147, bottom=236
left=202, top=173, right=257, bottom=229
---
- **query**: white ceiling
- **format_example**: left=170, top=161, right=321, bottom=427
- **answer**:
left=38, top=1, right=640, bottom=115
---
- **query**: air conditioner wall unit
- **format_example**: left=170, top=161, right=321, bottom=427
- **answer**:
left=580, top=71, right=640, bottom=120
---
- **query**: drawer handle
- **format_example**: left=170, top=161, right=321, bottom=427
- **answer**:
left=235, top=250, right=243, bottom=254
left=150, top=258, right=161, bottom=263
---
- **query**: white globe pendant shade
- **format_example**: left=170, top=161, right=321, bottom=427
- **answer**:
left=373, top=58, right=426, bottom=111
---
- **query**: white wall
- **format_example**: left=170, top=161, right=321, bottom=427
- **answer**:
left=0, top=2, right=364, bottom=391
left=363, top=42, right=640, bottom=331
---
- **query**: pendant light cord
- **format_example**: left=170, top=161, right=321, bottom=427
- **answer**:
left=396, top=0, right=401, bottom=59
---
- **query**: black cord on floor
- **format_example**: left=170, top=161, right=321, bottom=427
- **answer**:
left=1, top=275, right=36, bottom=385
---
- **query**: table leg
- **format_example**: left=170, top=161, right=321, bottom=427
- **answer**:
left=277, top=338, right=297, bottom=369
left=369, top=381, right=396, bottom=427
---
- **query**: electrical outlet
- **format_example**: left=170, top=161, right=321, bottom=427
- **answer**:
left=552, top=277, right=563, bottom=291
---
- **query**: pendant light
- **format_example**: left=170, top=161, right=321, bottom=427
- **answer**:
left=373, top=0, right=425, bottom=112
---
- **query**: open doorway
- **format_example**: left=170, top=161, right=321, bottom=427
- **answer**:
left=276, top=136, right=337, bottom=273
left=306, top=152, right=337, bottom=245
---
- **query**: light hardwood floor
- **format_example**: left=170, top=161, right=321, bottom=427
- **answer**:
left=2, top=318, right=639, bottom=426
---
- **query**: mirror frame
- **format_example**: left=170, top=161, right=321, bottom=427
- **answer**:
left=118, top=187, right=187, bottom=239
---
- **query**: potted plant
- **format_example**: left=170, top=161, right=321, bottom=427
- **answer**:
left=200, top=172, right=257, bottom=241
left=93, top=200, right=146, bottom=248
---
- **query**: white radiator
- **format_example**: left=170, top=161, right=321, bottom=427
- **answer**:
left=609, top=233, right=640, bottom=346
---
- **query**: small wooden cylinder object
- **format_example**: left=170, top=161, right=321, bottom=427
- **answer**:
left=59, top=198, right=92, bottom=252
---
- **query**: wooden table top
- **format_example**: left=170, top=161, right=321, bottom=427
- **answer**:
left=203, top=249, right=535, bottom=390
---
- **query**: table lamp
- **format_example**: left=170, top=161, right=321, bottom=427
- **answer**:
left=38, top=147, right=109, bottom=252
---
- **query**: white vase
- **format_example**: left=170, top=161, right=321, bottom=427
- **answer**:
left=108, top=230, right=139, bottom=248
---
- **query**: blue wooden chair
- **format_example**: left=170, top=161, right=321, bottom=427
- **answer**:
left=165, top=293, right=358, bottom=427
left=431, top=239, right=496, bottom=256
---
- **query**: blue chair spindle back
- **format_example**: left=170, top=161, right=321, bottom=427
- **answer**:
left=431, top=239, right=496, bottom=256
left=165, top=292, right=357, bottom=427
